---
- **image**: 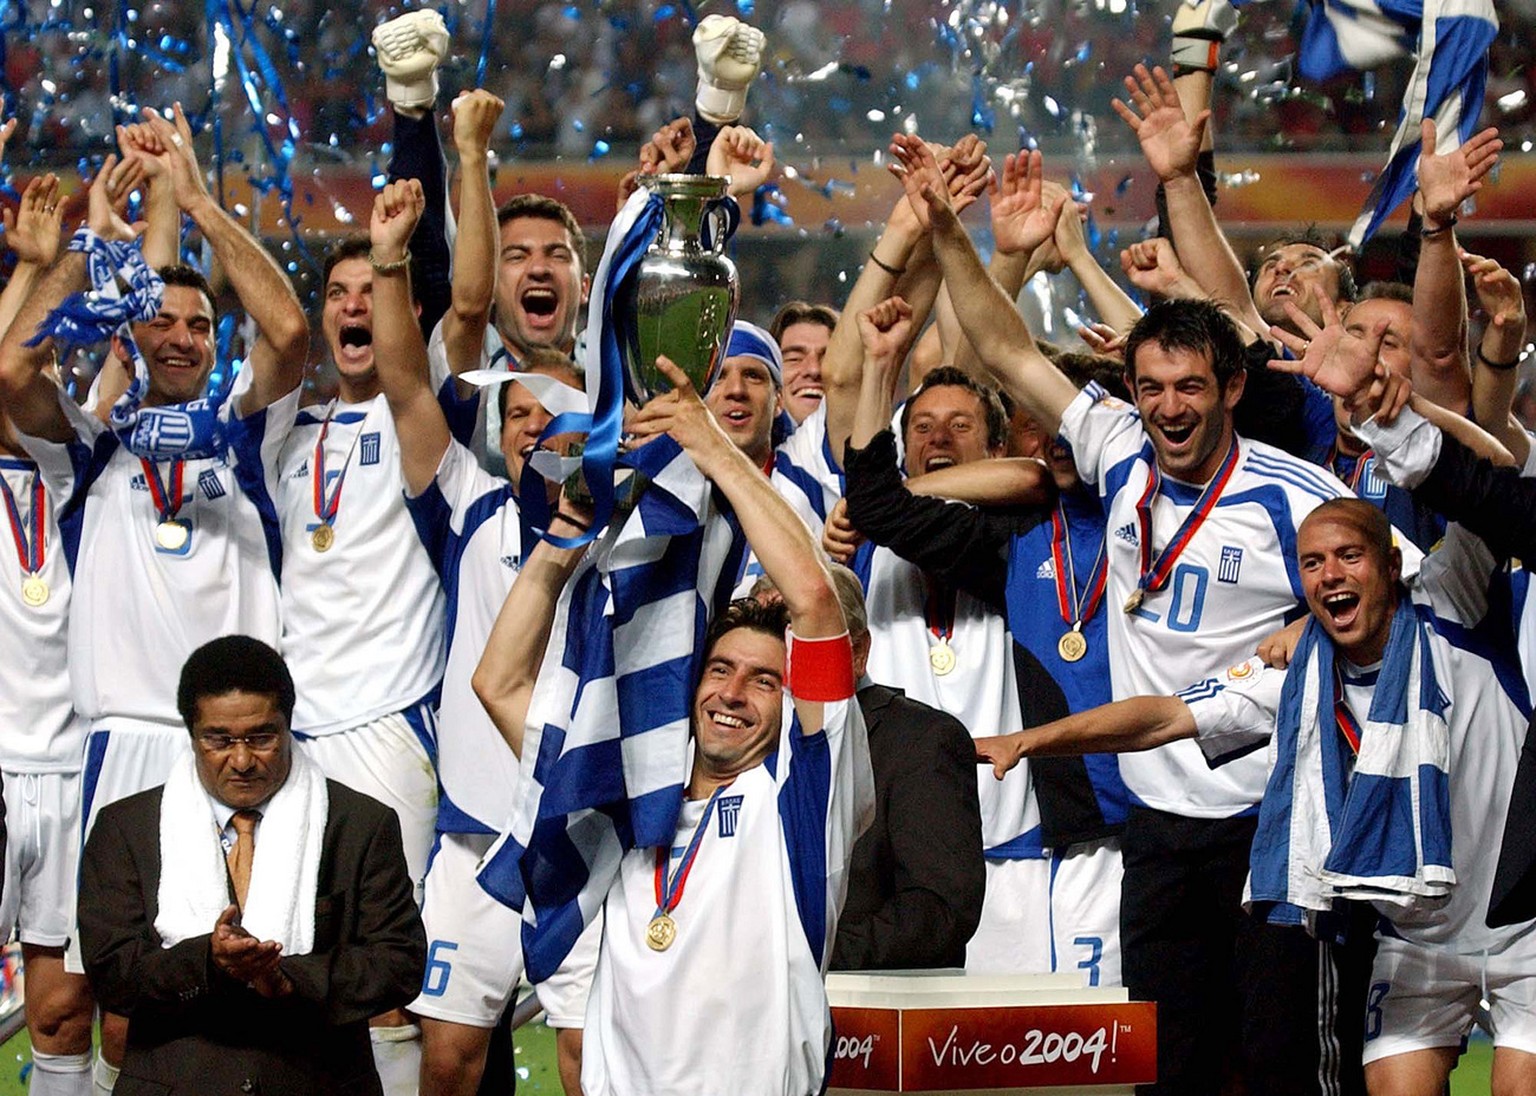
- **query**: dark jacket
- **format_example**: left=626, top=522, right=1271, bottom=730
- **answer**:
left=832, top=684, right=985, bottom=970
left=79, top=779, right=427, bottom=1096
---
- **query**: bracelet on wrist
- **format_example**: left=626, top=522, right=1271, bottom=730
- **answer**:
left=368, top=248, right=412, bottom=274
left=867, top=250, right=906, bottom=277
left=1420, top=213, right=1457, bottom=238
left=1477, top=345, right=1526, bottom=372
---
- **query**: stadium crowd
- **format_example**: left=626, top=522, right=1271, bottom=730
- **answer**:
left=0, top=4, right=1533, bottom=1096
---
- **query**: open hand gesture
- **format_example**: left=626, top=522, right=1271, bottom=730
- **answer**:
left=1417, top=121, right=1501, bottom=228
left=4, top=174, right=64, bottom=267
left=1112, top=65, right=1206, bottom=183
left=989, top=149, right=1066, bottom=258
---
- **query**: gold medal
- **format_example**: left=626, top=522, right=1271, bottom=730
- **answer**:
left=20, top=576, right=49, bottom=608
left=1058, top=628, right=1087, bottom=663
left=311, top=523, right=335, bottom=553
left=929, top=641, right=956, bottom=676
left=155, top=520, right=190, bottom=552
left=1123, top=588, right=1144, bottom=615
left=645, top=913, right=677, bottom=952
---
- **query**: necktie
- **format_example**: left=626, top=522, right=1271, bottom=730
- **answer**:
left=226, top=809, right=260, bottom=910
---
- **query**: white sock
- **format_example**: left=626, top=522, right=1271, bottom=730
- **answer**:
left=29, top=1049, right=93, bottom=1096
left=370, top=1024, right=421, bottom=1096
left=90, top=1055, right=119, bottom=1096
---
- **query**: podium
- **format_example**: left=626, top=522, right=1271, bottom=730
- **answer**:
left=827, top=971, right=1156, bottom=1094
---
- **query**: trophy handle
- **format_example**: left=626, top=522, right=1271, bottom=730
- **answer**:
left=701, top=196, right=741, bottom=253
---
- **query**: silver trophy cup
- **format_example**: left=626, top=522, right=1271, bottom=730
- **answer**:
left=617, top=174, right=741, bottom=402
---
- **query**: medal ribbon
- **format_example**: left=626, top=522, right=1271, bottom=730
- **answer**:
left=1334, top=665, right=1363, bottom=756
left=0, top=470, right=44, bottom=574
left=1051, top=505, right=1107, bottom=628
left=925, top=580, right=956, bottom=645
left=1130, top=438, right=1241, bottom=603
left=311, top=403, right=366, bottom=528
left=139, top=457, right=186, bottom=523
left=652, top=784, right=728, bottom=919
left=1334, top=447, right=1374, bottom=494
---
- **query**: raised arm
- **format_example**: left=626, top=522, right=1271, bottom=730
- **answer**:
left=1052, top=181, right=1143, bottom=334
left=1113, top=65, right=1267, bottom=336
left=436, top=90, right=504, bottom=382
left=143, top=105, right=307, bottom=415
left=892, top=137, right=1077, bottom=433
left=0, top=156, right=144, bottom=441
left=0, top=175, right=64, bottom=342
left=975, top=695, right=1196, bottom=780
left=367, top=180, right=454, bottom=495
left=1410, top=121, right=1501, bottom=411
left=115, top=120, right=180, bottom=269
left=1463, top=249, right=1530, bottom=464
left=472, top=509, right=590, bottom=758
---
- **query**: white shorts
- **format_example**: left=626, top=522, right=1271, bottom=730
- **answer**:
left=411, top=832, right=600, bottom=1029
left=0, top=770, right=82, bottom=947
left=297, top=705, right=438, bottom=899
left=965, top=837, right=1123, bottom=988
left=1363, top=932, right=1536, bottom=1064
left=80, top=720, right=190, bottom=844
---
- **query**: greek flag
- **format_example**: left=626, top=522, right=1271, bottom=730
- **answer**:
left=475, top=186, right=748, bottom=982
left=476, top=434, right=748, bottom=982
left=1297, top=0, right=1498, bottom=244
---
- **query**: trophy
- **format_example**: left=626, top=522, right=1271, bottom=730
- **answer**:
left=616, top=174, right=741, bottom=402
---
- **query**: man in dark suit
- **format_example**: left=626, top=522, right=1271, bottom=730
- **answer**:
left=814, top=566, right=986, bottom=970
left=78, top=636, right=426, bottom=1096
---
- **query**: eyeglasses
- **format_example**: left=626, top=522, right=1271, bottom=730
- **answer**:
left=195, top=731, right=284, bottom=754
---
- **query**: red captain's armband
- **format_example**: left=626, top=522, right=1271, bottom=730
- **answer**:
left=785, top=630, right=856, bottom=702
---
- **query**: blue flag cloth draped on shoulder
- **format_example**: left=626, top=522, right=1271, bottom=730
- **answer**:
left=476, top=189, right=750, bottom=983
left=1296, top=0, right=1498, bottom=245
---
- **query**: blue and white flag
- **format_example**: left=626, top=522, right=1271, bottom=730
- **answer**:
left=477, top=434, right=748, bottom=982
left=474, top=188, right=750, bottom=982
left=28, top=228, right=232, bottom=461
left=1297, top=0, right=1498, bottom=244
left=1247, top=595, right=1453, bottom=937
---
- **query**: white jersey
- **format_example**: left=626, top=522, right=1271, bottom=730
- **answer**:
left=403, top=440, right=525, bottom=833
left=276, top=385, right=449, bottom=734
left=19, top=376, right=295, bottom=728
left=0, top=458, right=85, bottom=771
left=1061, top=383, right=1352, bottom=818
left=583, top=698, right=869, bottom=1096
left=1180, top=525, right=1535, bottom=955
left=859, top=545, right=1039, bottom=855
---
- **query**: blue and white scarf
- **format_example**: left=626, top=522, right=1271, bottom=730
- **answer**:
left=28, top=228, right=231, bottom=460
left=1248, top=594, right=1454, bottom=934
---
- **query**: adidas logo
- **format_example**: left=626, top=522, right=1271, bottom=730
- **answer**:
left=1035, top=558, right=1055, bottom=580
left=499, top=554, right=521, bottom=570
left=288, top=460, right=310, bottom=481
left=129, top=474, right=149, bottom=492
left=1114, top=522, right=1138, bottom=546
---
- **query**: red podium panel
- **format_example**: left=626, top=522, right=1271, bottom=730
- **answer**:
left=830, top=999, right=1156, bottom=1093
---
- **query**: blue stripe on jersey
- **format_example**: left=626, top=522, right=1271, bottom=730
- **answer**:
left=437, top=787, right=498, bottom=836
left=406, top=478, right=514, bottom=655
left=1424, top=590, right=1533, bottom=720
left=1222, top=484, right=1307, bottom=601
left=436, top=375, right=482, bottom=448
left=293, top=409, right=369, bottom=427
left=773, top=449, right=834, bottom=523
left=1244, top=453, right=1343, bottom=503
left=57, top=433, right=119, bottom=571
left=985, top=824, right=1046, bottom=860
left=849, top=540, right=875, bottom=593
left=225, top=404, right=284, bottom=578
left=774, top=712, right=834, bottom=965
left=1175, top=676, right=1230, bottom=704
left=1100, top=440, right=1153, bottom=504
